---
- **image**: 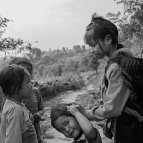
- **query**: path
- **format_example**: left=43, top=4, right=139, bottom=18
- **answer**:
left=59, top=90, right=88, bottom=104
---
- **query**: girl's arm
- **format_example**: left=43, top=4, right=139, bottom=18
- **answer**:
left=84, top=63, right=130, bottom=121
left=67, top=105, right=97, bottom=139
left=6, top=106, right=23, bottom=143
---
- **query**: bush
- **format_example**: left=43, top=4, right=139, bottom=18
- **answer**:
left=38, top=74, right=85, bottom=99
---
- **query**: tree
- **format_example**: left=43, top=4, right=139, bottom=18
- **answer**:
left=78, top=55, right=89, bottom=72
left=0, top=16, right=33, bottom=60
left=106, top=0, right=143, bottom=40
left=38, top=55, right=55, bottom=66
left=38, top=64, right=46, bottom=77
left=49, top=64, right=63, bottom=76
left=87, top=52, right=100, bottom=72
left=30, top=47, right=42, bottom=62
left=73, top=45, right=81, bottom=53
left=0, top=37, right=32, bottom=60
left=81, top=45, right=86, bottom=52
left=0, top=16, right=10, bottom=39
left=63, top=59, right=79, bottom=72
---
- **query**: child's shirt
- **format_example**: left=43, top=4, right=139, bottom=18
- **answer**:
left=0, top=99, right=38, bottom=143
left=25, top=87, right=44, bottom=114
left=89, top=48, right=137, bottom=121
left=74, top=127, right=102, bottom=143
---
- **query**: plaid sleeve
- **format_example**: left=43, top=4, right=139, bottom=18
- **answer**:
left=33, top=87, right=44, bottom=110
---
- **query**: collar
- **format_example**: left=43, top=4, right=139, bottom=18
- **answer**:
left=7, top=98, right=25, bottom=107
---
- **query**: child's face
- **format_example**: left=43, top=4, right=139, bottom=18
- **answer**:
left=87, top=29, right=109, bottom=59
left=18, top=70, right=32, bottom=100
left=91, top=41, right=106, bottom=59
left=54, top=115, right=82, bottom=139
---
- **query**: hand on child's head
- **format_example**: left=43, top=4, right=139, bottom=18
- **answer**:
left=67, top=104, right=79, bottom=115
left=76, top=104, right=86, bottom=114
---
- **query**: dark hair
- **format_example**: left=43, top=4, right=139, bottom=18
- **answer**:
left=84, top=13, right=123, bottom=49
left=0, top=65, right=25, bottom=97
left=50, top=103, right=74, bottom=130
left=9, top=57, right=33, bottom=75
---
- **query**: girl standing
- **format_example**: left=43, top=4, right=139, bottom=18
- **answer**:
left=9, top=57, right=44, bottom=143
left=83, top=13, right=143, bottom=143
left=0, top=65, right=38, bottom=143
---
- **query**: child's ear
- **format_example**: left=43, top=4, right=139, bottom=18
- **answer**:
left=105, top=35, right=112, bottom=45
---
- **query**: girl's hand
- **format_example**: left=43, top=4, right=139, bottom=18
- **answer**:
left=67, top=103, right=88, bottom=117
left=76, top=104, right=88, bottom=117
left=67, top=105, right=79, bottom=116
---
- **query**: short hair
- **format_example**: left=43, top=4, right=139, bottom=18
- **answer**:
left=84, top=13, right=119, bottom=47
left=0, top=65, right=26, bottom=97
left=50, top=103, right=74, bottom=130
left=9, top=57, right=33, bottom=75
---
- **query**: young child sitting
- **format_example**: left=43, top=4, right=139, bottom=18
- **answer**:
left=50, top=103, right=102, bottom=143
left=0, top=65, right=38, bottom=143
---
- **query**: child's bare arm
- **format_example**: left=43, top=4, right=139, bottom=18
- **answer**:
left=67, top=105, right=97, bottom=139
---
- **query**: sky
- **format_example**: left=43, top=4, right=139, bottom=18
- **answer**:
left=0, top=0, right=123, bottom=51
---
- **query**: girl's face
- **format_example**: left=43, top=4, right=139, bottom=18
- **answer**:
left=91, top=40, right=106, bottom=59
left=54, top=115, right=82, bottom=139
left=18, top=70, right=32, bottom=100
left=87, top=29, right=111, bottom=59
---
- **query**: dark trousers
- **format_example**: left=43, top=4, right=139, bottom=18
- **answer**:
left=34, top=122, right=42, bottom=143
left=114, top=113, right=143, bottom=143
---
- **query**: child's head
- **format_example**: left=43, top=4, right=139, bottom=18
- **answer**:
left=9, top=57, right=33, bottom=76
left=0, top=65, right=32, bottom=100
left=84, top=13, right=123, bottom=58
left=50, top=103, right=83, bottom=139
